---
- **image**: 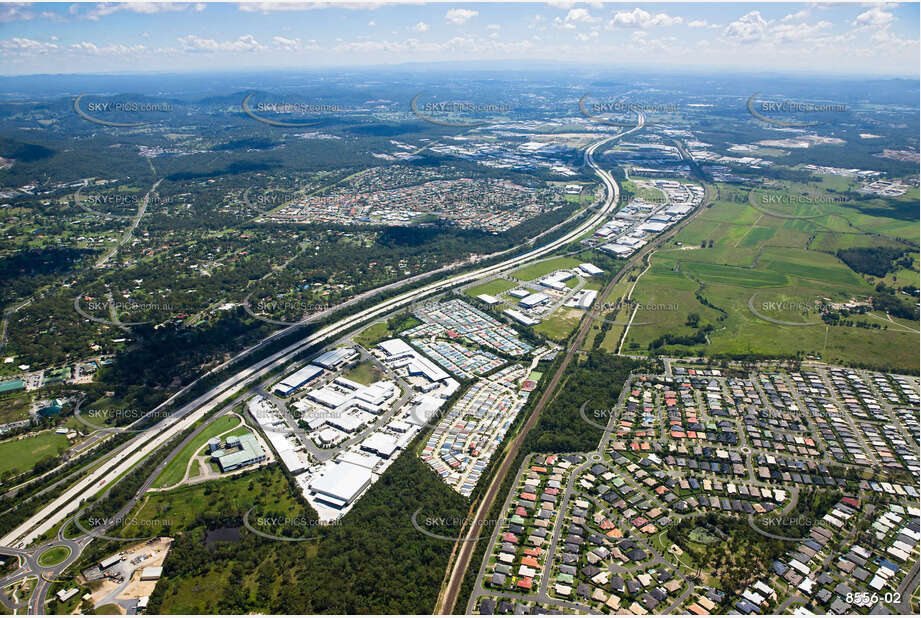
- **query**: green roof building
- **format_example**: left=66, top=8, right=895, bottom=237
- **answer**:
left=212, top=432, right=266, bottom=472
left=0, top=379, right=25, bottom=394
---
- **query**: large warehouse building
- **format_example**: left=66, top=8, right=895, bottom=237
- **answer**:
left=274, top=364, right=324, bottom=397
left=309, top=460, right=373, bottom=509
left=313, top=348, right=358, bottom=370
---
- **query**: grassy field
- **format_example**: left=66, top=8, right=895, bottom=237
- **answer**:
left=353, top=321, right=391, bottom=348
left=37, top=545, right=71, bottom=567
left=611, top=181, right=919, bottom=370
left=534, top=308, right=584, bottom=342
left=464, top=278, right=517, bottom=299
left=152, top=415, right=242, bottom=489
left=0, top=431, right=70, bottom=477
left=0, top=393, right=31, bottom=425
left=125, top=466, right=308, bottom=538
left=510, top=256, right=583, bottom=281
left=342, top=361, right=383, bottom=386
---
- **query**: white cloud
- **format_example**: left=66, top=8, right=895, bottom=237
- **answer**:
left=781, top=9, right=810, bottom=23
left=687, top=20, right=708, bottom=28
left=722, top=11, right=769, bottom=43
left=487, top=24, right=501, bottom=31
left=853, top=6, right=894, bottom=27
left=0, top=3, right=65, bottom=22
left=70, top=41, right=147, bottom=55
left=772, top=20, right=832, bottom=43
left=238, top=2, right=385, bottom=12
left=564, top=8, right=599, bottom=24
left=445, top=8, right=477, bottom=25
left=178, top=34, right=265, bottom=53
left=334, top=35, right=532, bottom=56
left=609, top=8, right=682, bottom=29
left=411, top=21, right=429, bottom=33
left=869, top=26, right=916, bottom=49
left=78, top=2, right=190, bottom=21
left=0, top=36, right=59, bottom=54
left=0, top=3, right=36, bottom=23
left=368, top=20, right=375, bottom=26
left=272, top=36, right=301, bottom=51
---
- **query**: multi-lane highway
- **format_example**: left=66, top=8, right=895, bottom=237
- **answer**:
left=1, top=120, right=641, bottom=551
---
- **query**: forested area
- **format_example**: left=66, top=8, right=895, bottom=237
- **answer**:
left=523, top=352, right=644, bottom=455
left=837, top=246, right=909, bottom=277
left=147, top=451, right=468, bottom=614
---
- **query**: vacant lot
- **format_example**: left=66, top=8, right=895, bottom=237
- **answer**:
left=510, top=256, right=583, bottom=281
left=464, top=278, right=517, bottom=299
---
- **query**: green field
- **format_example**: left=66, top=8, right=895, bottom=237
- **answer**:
left=689, top=527, right=719, bottom=544
left=613, top=181, right=919, bottom=370
left=510, top=256, right=583, bottom=281
left=37, top=545, right=71, bottom=567
left=342, top=361, right=383, bottom=386
left=152, top=414, right=242, bottom=489
left=0, top=431, right=70, bottom=477
left=353, top=321, right=391, bottom=348
left=0, top=393, right=31, bottom=425
left=464, top=278, right=517, bottom=299
left=93, top=604, right=122, bottom=615
left=119, top=467, right=318, bottom=614
left=126, top=466, right=309, bottom=537
left=534, top=308, right=584, bottom=342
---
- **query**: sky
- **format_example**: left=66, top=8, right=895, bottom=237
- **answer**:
left=0, top=1, right=918, bottom=77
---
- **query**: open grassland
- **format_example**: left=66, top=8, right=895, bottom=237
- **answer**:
left=0, top=393, right=30, bottom=425
left=464, top=278, right=517, bottom=299
left=0, top=431, right=70, bottom=477
left=353, top=321, right=390, bottom=348
left=342, top=361, right=384, bottom=386
left=510, top=255, right=583, bottom=281
left=534, top=308, right=584, bottom=342
left=614, top=182, right=919, bottom=370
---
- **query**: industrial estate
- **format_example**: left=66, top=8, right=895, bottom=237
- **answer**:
left=0, top=2, right=918, bottom=617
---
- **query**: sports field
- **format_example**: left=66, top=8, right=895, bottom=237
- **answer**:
left=0, top=431, right=70, bottom=477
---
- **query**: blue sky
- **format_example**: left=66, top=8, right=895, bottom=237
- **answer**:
left=1, top=2, right=918, bottom=76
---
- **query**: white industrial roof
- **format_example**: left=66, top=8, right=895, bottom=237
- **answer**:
left=520, top=292, right=549, bottom=307
left=379, top=338, right=414, bottom=358
left=314, top=348, right=355, bottom=368
left=337, top=449, right=381, bottom=470
left=361, top=433, right=399, bottom=458
left=309, top=461, right=373, bottom=503
left=308, top=387, right=349, bottom=409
